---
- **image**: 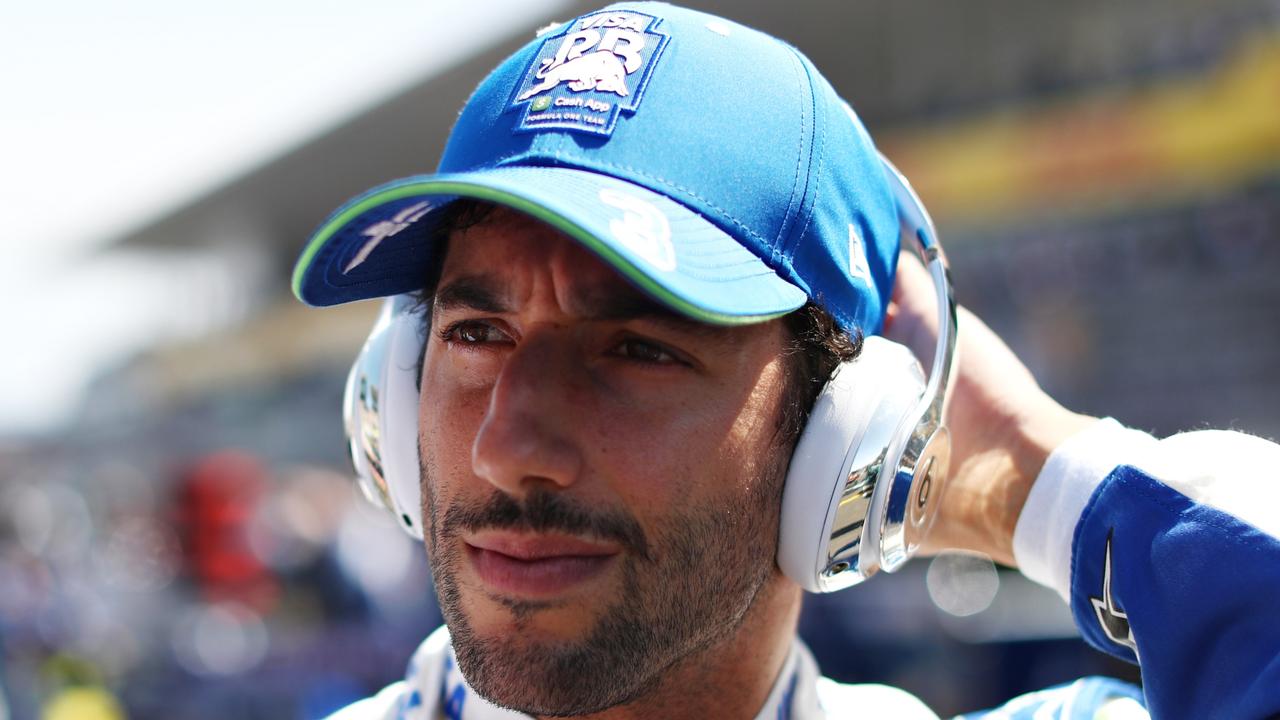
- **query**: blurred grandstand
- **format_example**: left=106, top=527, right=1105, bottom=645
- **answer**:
left=2, top=1, right=1277, bottom=717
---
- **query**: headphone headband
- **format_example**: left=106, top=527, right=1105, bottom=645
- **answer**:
left=873, top=157, right=957, bottom=573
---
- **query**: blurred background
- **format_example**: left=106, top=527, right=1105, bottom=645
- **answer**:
left=2, top=0, right=1278, bottom=717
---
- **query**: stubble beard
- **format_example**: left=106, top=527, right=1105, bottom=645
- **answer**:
left=420, top=455, right=787, bottom=717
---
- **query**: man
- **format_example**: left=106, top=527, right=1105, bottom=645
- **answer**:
left=292, top=4, right=1280, bottom=718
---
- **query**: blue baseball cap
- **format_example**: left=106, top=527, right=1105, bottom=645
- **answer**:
left=292, top=2, right=900, bottom=334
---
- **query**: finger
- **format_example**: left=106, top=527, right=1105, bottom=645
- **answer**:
left=891, top=250, right=936, bottom=326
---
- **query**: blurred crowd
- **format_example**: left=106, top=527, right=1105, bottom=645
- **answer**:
left=0, top=355, right=456, bottom=718
left=0, top=419, right=442, bottom=719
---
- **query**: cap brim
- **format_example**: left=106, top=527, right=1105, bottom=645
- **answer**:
left=293, top=166, right=807, bottom=325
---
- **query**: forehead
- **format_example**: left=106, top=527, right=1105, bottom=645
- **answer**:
left=442, top=205, right=603, bottom=271
left=434, top=205, right=677, bottom=317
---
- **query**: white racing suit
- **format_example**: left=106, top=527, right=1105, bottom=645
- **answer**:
left=330, top=419, right=1280, bottom=719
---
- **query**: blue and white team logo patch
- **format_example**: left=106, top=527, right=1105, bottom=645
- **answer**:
left=509, top=10, right=669, bottom=137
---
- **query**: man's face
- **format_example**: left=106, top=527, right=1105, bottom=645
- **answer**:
left=418, top=207, right=795, bottom=715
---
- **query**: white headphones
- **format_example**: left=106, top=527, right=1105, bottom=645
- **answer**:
left=341, top=157, right=957, bottom=594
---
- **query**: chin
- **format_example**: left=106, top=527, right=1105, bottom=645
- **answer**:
left=439, top=571, right=670, bottom=716
left=450, top=618, right=660, bottom=718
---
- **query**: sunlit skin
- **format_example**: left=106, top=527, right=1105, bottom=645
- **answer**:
left=417, top=207, right=803, bottom=720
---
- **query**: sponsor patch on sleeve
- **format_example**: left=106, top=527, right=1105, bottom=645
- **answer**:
left=508, top=10, right=669, bottom=137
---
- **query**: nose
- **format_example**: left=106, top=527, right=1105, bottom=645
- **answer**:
left=471, top=332, right=584, bottom=497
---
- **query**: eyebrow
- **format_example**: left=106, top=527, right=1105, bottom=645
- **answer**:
left=433, top=274, right=730, bottom=339
left=434, top=275, right=509, bottom=314
left=569, top=289, right=730, bottom=339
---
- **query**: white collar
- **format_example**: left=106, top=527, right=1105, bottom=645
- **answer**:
left=395, top=626, right=824, bottom=720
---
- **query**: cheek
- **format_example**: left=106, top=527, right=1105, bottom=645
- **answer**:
left=587, top=375, right=780, bottom=513
left=419, top=350, right=492, bottom=499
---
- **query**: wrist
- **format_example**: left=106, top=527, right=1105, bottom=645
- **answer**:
left=929, top=397, right=1096, bottom=566
left=996, top=401, right=1098, bottom=564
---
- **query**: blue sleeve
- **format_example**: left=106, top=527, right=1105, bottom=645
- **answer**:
left=1006, top=420, right=1280, bottom=720
left=1069, top=463, right=1280, bottom=719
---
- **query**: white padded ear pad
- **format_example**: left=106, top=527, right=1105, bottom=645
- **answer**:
left=778, top=337, right=926, bottom=592
left=343, top=297, right=427, bottom=540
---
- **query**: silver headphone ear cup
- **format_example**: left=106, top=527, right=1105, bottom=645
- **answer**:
left=345, top=301, right=399, bottom=513
left=380, top=302, right=428, bottom=539
left=343, top=296, right=427, bottom=540
left=778, top=361, right=870, bottom=593
left=778, top=157, right=957, bottom=592
left=867, top=406, right=952, bottom=572
left=777, top=337, right=925, bottom=593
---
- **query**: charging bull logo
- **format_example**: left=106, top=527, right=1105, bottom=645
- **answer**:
left=520, top=50, right=632, bottom=99
left=510, top=10, right=669, bottom=137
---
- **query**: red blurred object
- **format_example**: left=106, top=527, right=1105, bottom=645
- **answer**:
left=176, top=451, right=278, bottom=610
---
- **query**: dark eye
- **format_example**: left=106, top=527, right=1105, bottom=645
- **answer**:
left=441, top=320, right=508, bottom=346
left=613, top=337, right=678, bottom=365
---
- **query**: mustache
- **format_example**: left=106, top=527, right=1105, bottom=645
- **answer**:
left=443, top=487, right=650, bottom=560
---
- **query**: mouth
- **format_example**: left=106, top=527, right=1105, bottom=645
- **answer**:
left=465, top=532, right=620, bottom=598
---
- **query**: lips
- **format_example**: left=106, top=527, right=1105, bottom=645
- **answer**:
left=466, top=532, right=619, bottom=597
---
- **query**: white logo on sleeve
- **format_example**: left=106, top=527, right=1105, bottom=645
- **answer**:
left=848, top=223, right=872, bottom=285
left=344, top=201, right=432, bottom=274
left=598, top=189, right=676, bottom=271
left=1090, top=530, right=1139, bottom=658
